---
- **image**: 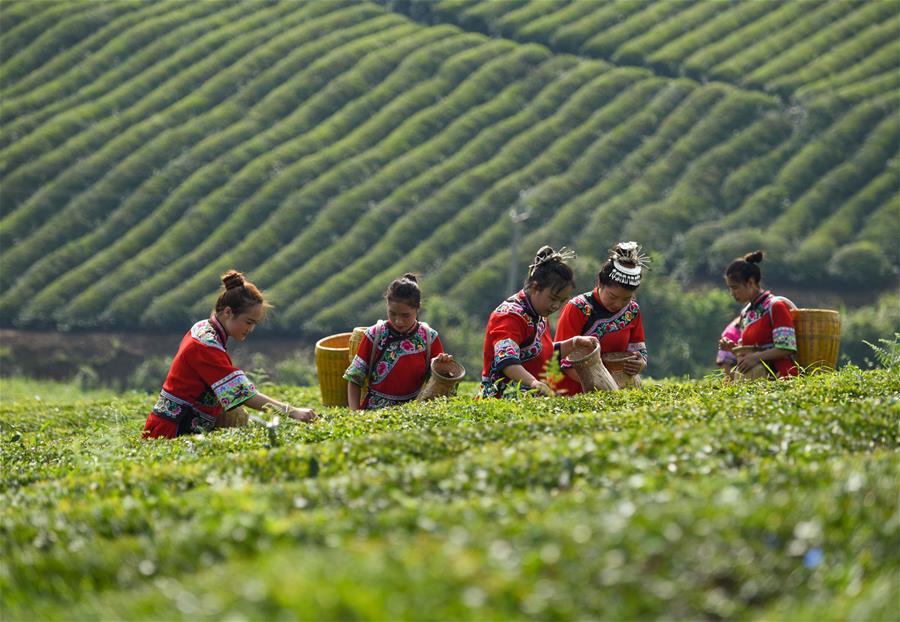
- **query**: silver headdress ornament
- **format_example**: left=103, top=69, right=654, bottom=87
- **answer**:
left=528, top=246, right=577, bottom=277
left=608, top=241, right=650, bottom=287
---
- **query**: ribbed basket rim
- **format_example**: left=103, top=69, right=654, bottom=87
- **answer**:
left=569, top=343, right=600, bottom=365
left=431, top=359, right=465, bottom=382
left=315, top=332, right=353, bottom=351
left=792, top=308, right=840, bottom=316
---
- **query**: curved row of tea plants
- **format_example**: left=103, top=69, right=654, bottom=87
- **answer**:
left=0, top=0, right=245, bottom=149
left=387, top=0, right=899, bottom=100
left=0, top=0, right=897, bottom=377
left=4, top=11, right=445, bottom=322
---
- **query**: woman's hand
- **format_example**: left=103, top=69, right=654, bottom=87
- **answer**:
left=735, top=350, right=761, bottom=374
left=529, top=380, right=556, bottom=397
left=560, top=335, right=600, bottom=358
left=573, top=335, right=599, bottom=351
left=622, top=353, right=646, bottom=375
left=286, top=406, right=318, bottom=422
left=434, top=353, right=454, bottom=364
left=718, top=336, right=736, bottom=351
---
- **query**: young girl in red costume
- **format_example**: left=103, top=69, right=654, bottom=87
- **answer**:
left=554, top=241, right=649, bottom=395
left=481, top=246, right=597, bottom=398
left=344, top=274, right=454, bottom=410
left=718, top=251, right=798, bottom=378
left=143, top=271, right=317, bottom=439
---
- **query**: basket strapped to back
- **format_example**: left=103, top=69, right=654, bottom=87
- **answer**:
left=746, top=295, right=841, bottom=370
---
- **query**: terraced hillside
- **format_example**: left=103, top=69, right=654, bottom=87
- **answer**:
left=1, top=1, right=897, bottom=372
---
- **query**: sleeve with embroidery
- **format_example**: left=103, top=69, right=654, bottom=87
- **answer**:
left=626, top=310, right=648, bottom=362
left=188, top=346, right=257, bottom=412
left=554, top=301, right=586, bottom=370
left=488, top=314, right=528, bottom=371
left=344, top=328, right=374, bottom=387
left=770, top=300, right=797, bottom=351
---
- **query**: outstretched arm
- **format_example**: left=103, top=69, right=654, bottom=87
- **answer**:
left=244, top=392, right=317, bottom=422
left=502, top=363, right=554, bottom=396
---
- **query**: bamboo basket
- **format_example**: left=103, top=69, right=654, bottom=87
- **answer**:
left=348, top=326, right=369, bottom=401
left=601, top=352, right=643, bottom=389
left=348, top=327, right=367, bottom=362
left=315, top=332, right=352, bottom=407
left=791, top=308, right=840, bottom=371
left=568, top=344, right=618, bottom=392
left=417, top=357, right=466, bottom=401
left=731, top=346, right=771, bottom=382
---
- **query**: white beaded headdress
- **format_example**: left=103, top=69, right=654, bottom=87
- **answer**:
left=607, top=241, right=650, bottom=287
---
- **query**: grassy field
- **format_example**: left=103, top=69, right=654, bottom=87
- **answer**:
left=2, top=368, right=898, bottom=620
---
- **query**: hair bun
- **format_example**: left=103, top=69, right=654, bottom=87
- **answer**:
left=534, top=245, right=555, bottom=262
left=744, top=250, right=764, bottom=264
left=402, top=272, right=418, bottom=283
left=222, top=270, right=245, bottom=290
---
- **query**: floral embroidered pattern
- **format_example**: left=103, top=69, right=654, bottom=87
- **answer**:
left=570, top=294, right=592, bottom=316
left=740, top=291, right=773, bottom=332
left=211, top=370, right=256, bottom=410
left=584, top=299, right=641, bottom=340
left=190, top=318, right=226, bottom=352
left=561, top=298, right=644, bottom=370
left=772, top=326, right=797, bottom=351
left=493, top=338, right=521, bottom=367
left=197, top=389, right=218, bottom=408
left=366, top=323, right=432, bottom=385
left=188, top=411, right=217, bottom=435
left=343, top=355, right=369, bottom=387
left=152, top=391, right=189, bottom=422
left=365, top=389, right=420, bottom=410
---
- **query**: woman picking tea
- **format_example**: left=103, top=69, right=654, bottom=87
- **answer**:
left=481, top=246, right=597, bottom=398
left=719, top=251, right=798, bottom=378
left=143, top=271, right=317, bottom=439
left=344, top=274, right=454, bottom=410
left=554, top=241, right=648, bottom=395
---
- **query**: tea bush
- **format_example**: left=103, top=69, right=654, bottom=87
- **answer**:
left=2, top=368, right=898, bottom=619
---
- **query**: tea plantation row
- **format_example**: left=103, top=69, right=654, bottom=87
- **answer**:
left=1, top=368, right=898, bottom=619
left=1, top=0, right=897, bottom=341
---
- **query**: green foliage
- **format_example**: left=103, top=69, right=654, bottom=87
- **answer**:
left=0, top=0, right=897, bottom=377
left=827, top=241, right=895, bottom=289
left=840, top=293, right=900, bottom=367
left=1, top=369, right=898, bottom=619
left=636, top=272, right=735, bottom=378
left=863, top=334, right=900, bottom=370
left=706, top=228, right=785, bottom=277
left=126, top=356, right=173, bottom=394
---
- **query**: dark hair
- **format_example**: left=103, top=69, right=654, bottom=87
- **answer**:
left=525, top=245, right=575, bottom=294
left=215, top=270, right=267, bottom=317
left=385, top=273, right=421, bottom=308
left=725, top=250, right=764, bottom=284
